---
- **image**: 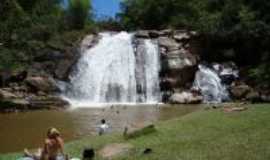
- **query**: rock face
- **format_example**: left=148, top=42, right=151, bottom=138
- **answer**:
left=29, top=47, right=80, bottom=81
left=28, top=96, right=69, bottom=109
left=169, top=92, right=203, bottom=104
left=0, top=75, right=69, bottom=112
left=0, top=89, right=17, bottom=99
left=134, top=30, right=201, bottom=102
left=25, top=76, right=59, bottom=93
left=230, top=84, right=252, bottom=99
left=135, top=30, right=150, bottom=38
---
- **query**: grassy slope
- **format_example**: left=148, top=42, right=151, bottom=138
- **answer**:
left=1, top=104, right=270, bottom=160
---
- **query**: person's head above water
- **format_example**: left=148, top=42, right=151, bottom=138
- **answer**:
left=47, top=127, right=61, bottom=139
left=101, top=119, right=106, bottom=124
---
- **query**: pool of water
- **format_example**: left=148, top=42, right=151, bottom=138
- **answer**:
left=0, top=104, right=201, bottom=153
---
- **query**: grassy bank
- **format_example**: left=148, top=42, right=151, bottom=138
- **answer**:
left=1, top=104, right=270, bottom=160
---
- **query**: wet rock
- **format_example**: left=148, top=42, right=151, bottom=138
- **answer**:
left=158, top=37, right=180, bottom=51
left=98, top=143, right=133, bottom=159
left=160, top=78, right=178, bottom=91
left=25, top=76, right=59, bottom=93
left=148, top=30, right=160, bottom=38
left=230, top=84, right=252, bottom=99
left=173, top=30, right=191, bottom=41
left=80, top=34, right=99, bottom=53
left=169, top=92, right=203, bottom=104
left=6, top=71, right=28, bottom=85
left=28, top=96, right=69, bottom=109
left=0, top=99, right=29, bottom=112
left=54, top=59, right=74, bottom=80
left=163, top=52, right=197, bottom=70
left=0, top=70, right=28, bottom=87
left=0, top=89, right=18, bottom=99
left=159, top=29, right=173, bottom=36
left=135, top=30, right=149, bottom=38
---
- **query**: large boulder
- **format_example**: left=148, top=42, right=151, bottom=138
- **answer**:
left=173, top=30, right=191, bottom=41
left=230, top=84, right=252, bottom=100
left=160, top=48, right=198, bottom=89
left=158, top=37, right=181, bottom=51
left=148, top=30, right=160, bottom=38
left=169, top=92, right=203, bottom=104
left=135, top=30, right=149, bottom=38
left=163, top=50, right=197, bottom=70
left=25, top=76, right=59, bottom=93
left=0, top=89, right=18, bottom=100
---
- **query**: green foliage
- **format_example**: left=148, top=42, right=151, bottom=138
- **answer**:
left=249, top=63, right=270, bottom=88
left=67, top=0, right=92, bottom=30
left=0, top=0, right=95, bottom=72
left=119, top=0, right=263, bottom=35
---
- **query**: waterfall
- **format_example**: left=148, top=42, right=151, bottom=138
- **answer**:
left=193, top=64, right=230, bottom=103
left=62, top=32, right=161, bottom=106
left=135, top=39, right=161, bottom=103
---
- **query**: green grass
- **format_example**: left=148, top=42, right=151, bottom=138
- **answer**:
left=1, top=104, right=270, bottom=160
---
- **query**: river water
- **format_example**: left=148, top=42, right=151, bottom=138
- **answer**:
left=0, top=104, right=200, bottom=153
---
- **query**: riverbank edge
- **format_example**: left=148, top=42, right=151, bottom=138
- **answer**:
left=1, top=104, right=270, bottom=160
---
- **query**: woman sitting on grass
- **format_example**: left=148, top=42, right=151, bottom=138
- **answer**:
left=23, top=127, right=66, bottom=160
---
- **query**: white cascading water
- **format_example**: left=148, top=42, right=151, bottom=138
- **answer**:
left=62, top=32, right=160, bottom=107
left=135, top=39, right=161, bottom=103
left=193, top=64, right=229, bottom=103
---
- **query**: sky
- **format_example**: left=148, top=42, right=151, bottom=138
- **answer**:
left=92, top=0, right=121, bottom=19
left=62, top=0, right=121, bottom=20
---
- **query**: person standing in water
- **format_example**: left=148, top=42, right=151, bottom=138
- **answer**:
left=98, top=119, right=109, bottom=136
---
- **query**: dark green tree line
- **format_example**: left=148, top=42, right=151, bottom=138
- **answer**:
left=0, top=0, right=93, bottom=71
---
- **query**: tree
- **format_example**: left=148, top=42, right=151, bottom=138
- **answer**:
left=67, top=0, right=92, bottom=30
